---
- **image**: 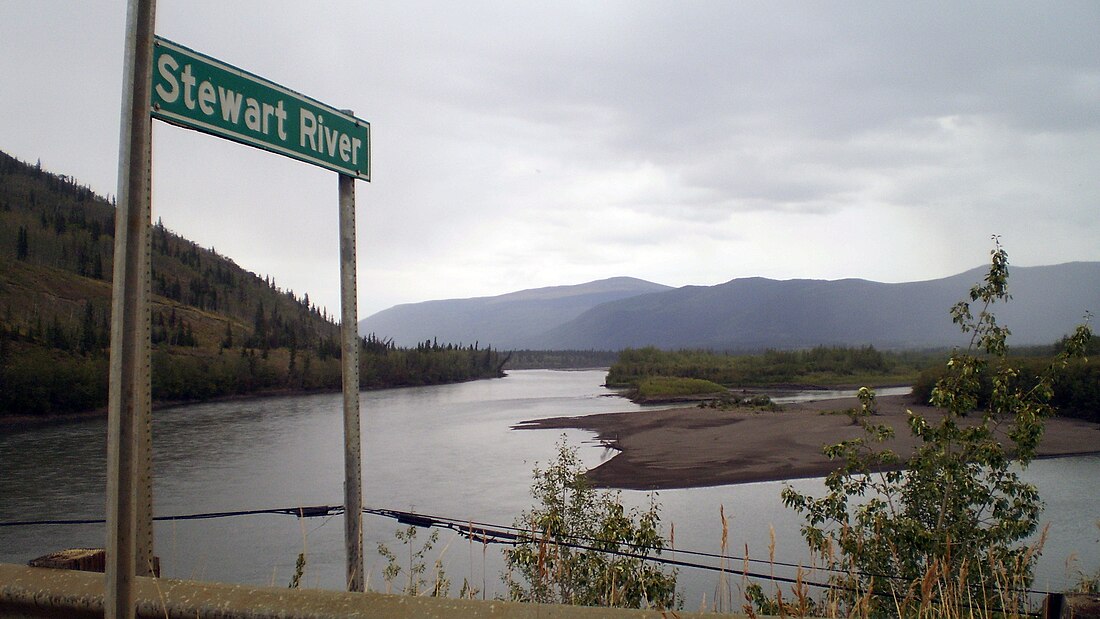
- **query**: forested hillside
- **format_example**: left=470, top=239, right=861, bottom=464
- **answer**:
left=0, top=151, right=506, bottom=419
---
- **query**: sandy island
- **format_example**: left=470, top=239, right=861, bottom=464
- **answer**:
left=513, top=394, right=1100, bottom=490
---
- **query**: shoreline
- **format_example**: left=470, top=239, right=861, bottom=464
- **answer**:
left=0, top=386, right=365, bottom=431
left=0, top=387, right=336, bottom=431
left=513, top=394, right=1100, bottom=490
left=0, top=372, right=514, bottom=431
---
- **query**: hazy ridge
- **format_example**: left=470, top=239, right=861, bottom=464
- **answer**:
left=362, top=264, right=1100, bottom=351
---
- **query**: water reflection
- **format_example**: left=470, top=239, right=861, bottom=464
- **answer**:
left=769, top=385, right=912, bottom=404
left=0, top=371, right=1095, bottom=603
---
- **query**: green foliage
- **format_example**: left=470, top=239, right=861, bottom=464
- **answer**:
left=608, top=344, right=930, bottom=391
left=502, top=439, right=679, bottom=610
left=0, top=343, right=108, bottom=415
left=377, top=526, right=450, bottom=597
left=0, top=332, right=506, bottom=417
left=698, top=392, right=780, bottom=412
left=359, top=336, right=506, bottom=390
left=288, top=552, right=306, bottom=589
left=1071, top=521, right=1100, bottom=594
left=780, top=238, right=1094, bottom=615
left=1050, top=357, right=1100, bottom=421
left=16, top=225, right=29, bottom=260
left=743, top=580, right=822, bottom=618
left=913, top=343, right=1100, bottom=422
left=632, top=376, right=727, bottom=400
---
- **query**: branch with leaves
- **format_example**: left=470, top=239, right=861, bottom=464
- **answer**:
left=780, top=237, right=1093, bottom=616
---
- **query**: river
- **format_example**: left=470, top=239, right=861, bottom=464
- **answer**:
left=1, top=369, right=1097, bottom=607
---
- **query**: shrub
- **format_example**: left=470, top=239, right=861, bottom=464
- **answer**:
left=503, top=439, right=679, bottom=609
left=780, top=238, right=1093, bottom=616
left=377, top=526, right=450, bottom=597
left=633, top=376, right=726, bottom=400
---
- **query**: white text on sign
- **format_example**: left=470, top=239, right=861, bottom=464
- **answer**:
left=151, top=40, right=368, bottom=175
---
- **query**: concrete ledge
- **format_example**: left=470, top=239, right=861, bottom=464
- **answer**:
left=0, top=563, right=748, bottom=618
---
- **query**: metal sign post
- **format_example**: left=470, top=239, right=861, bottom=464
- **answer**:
left=105, top=14, right=372, bottom=608
left=338, top=169, right=364, bottom=591
left=107, top=1, right=156, bottom=618
left=148, top=48, right=371, bottom=589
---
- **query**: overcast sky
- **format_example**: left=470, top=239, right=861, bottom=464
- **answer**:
left=2, top=2, right=1098, bottom=317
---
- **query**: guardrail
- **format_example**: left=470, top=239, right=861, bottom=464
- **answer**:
left=6, top=562, right=1093, bottom=618
left=0, top=563, right=744, bottom=618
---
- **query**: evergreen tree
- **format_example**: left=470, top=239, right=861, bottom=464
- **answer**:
left=80, top=301, right=97, bottom=353
left=222, top=321, right=233, bottom=349
left=16, top=225, right=28, bottom=260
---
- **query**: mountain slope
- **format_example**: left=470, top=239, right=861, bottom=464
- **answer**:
left=535, top=263, right=1100, bottom=350
left=0, top=151, right=342, bottom=353
left=0, top=150, right=506, bottom=418
left=358, top=277, right=672, bottom=348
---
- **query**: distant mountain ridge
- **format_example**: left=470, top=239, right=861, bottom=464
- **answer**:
left=361, top=263, right=1100, bottom=351
left=359, top=277, right=672, bottom=348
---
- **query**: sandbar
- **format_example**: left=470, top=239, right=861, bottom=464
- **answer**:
left=513, top=394, right=1100, bottom=490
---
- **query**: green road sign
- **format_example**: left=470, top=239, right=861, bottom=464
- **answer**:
left=151, top=36, right=370, bottom=180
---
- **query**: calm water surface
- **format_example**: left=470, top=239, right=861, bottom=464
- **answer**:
left=1, top=370, right=1096, bottom=604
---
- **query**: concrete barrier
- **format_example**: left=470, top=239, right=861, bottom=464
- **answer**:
left=1043, top=592, right=1100, bottom=618
left=0, top=563, right=750, bottom=618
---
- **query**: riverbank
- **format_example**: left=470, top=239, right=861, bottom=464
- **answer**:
left=0, top=387, right=338, bottom=431
left=0, top=372, right=515, bottom=431
left=513, top=394, right=1100, bottom=490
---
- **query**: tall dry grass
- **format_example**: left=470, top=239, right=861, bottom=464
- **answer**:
left=732, top=523, right=1050, bottom=618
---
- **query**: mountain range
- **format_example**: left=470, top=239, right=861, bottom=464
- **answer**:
left=359, top=263, right=1100, bottom=351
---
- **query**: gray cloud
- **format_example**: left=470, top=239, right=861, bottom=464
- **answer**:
left=2, top=1, right=1098, bottom=316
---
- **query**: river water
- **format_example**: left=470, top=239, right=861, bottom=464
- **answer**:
left=1, top=369, right=1097, bottom=606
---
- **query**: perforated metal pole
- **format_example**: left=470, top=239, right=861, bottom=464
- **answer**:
left=107, top=0, right=156, bottom=617
left=135, top=145, right=155, bottom=579
left=338, top=169, right=364, bottom=591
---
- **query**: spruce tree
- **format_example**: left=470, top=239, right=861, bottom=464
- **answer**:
left=16, top=225, right=29, bottom=260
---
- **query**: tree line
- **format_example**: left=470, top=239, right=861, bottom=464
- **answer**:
left=0, top=331, right=507, bottom=417
left=503, top=349, right=620, bottom=370
left=0, top=150, right=506, bottom=420
left=912, top=334, right=1100, bottom=422
left=606, top=344, right=931, bottom=389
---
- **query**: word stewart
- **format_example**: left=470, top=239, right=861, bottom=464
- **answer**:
left=151, top=37, right=369, bottom=180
